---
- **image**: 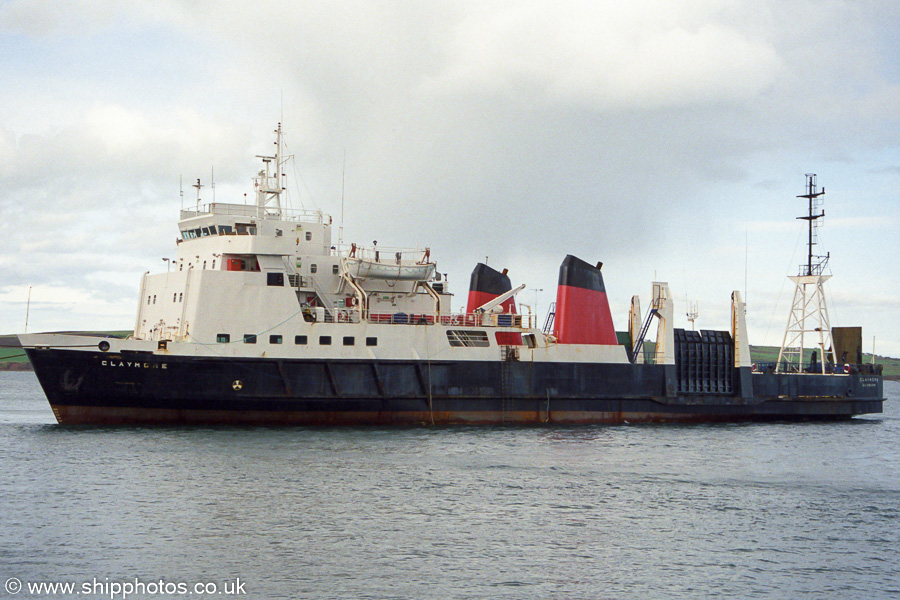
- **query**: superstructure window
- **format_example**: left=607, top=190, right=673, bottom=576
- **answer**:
left=267, top=272, right=284, bottom=287
left=366, top=337, right=377, bottom=347
left=446, top=330, right=490, bottom=347
left=319, top=336, right=331, bottom=346
left=310, top=264, right=317, bottom=274
left=173, top=293, right=177, bottom=302
left=216, top=334, right=230, bottom=343
left=179, top=293, right=183, bottom=302
left=270, top=335, right=283, bottom=344
left=332, top=264, right=339, bottom=274
left=305, top=231, right=312, bottom=241
left=243, top=334, right=257, bottom=344
left=343, top=336, right=354, bottom=346
left=218, top=225, right=232, bottom=235
left=295, top=335, right=308, bottom=345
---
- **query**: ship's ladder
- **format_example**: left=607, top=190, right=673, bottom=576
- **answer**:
left=312, top=277, right=340, bottom=321
left=630, top=308, right=659, bottom=364
left=542, top=302, right=556, bottom=335
left=499, top=349, right=514, bottom=423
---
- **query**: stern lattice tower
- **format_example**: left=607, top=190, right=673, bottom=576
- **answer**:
left=776, top=174, right=837, bottom=373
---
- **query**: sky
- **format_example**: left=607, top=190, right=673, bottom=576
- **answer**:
left=1, top=0, right=898, bottom=356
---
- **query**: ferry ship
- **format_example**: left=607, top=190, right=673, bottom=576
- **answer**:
left=19, top=126, right=885, bottom=425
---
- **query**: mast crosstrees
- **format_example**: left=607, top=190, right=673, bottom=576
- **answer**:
left=255, top=122, right=289, bottom=217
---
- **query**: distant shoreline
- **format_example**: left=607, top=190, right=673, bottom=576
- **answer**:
left=0, top=362, right=32, bottom=371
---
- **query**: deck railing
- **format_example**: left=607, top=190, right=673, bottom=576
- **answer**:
left=752, top=362, right=882, bottom=375
left=312, top=308, right=536, bottom=330
left=181, top=203, right=327, bottom=223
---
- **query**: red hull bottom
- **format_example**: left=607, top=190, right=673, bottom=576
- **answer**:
left=49, top=404, right=854, bottom=426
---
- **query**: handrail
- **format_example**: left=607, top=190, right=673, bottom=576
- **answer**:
left=339, top=259, right=369, bottom=318
left=311, top=277, right=340, bottom=319
left=338, top=243, right=433, bottom=265
left=363, top=310, right=536, bottom=330
left=752, top=361, right=882, bottom=375
left=180, top=203, right=327, bottom=223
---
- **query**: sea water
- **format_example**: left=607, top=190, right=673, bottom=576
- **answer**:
left=1, top=371, right=898, bottom=599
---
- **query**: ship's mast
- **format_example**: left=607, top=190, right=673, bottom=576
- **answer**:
left=254, top=123, right=288, bottom=217
left=776, top=174, right=836, bottom=374
left=798, top=173, right=828, bottom=276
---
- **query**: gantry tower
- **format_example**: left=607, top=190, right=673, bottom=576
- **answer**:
left=776, top=174, right=836, bottom=373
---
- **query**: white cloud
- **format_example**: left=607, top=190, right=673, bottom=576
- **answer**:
left=421, top=0, right=783, bottom=109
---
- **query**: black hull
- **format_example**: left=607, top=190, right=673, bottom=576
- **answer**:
left=25, top=348, right=884, bottom=425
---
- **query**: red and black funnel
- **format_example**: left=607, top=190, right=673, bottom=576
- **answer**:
left=466, top=263, right=520, bottom=345
left=553, top=255, right=617, bottom=345
left=466, top=263, right=517, bottom=315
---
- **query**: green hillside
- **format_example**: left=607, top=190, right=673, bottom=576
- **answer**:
left=0, top=339, right=29, bottom=363
left=1, top=332, right=131, bottom=370
left=749, top=346, right=899, bottom=377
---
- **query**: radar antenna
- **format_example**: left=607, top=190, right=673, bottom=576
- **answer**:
left=686, top=300, right=699, bottom=331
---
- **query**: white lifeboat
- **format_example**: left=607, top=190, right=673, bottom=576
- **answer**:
left=345, top=258, right=435, bottom=281
left=344, top=245, right=435, bottom=281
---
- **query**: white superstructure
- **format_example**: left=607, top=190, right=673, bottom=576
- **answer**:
left=122, top=124, right=637, bottom=365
